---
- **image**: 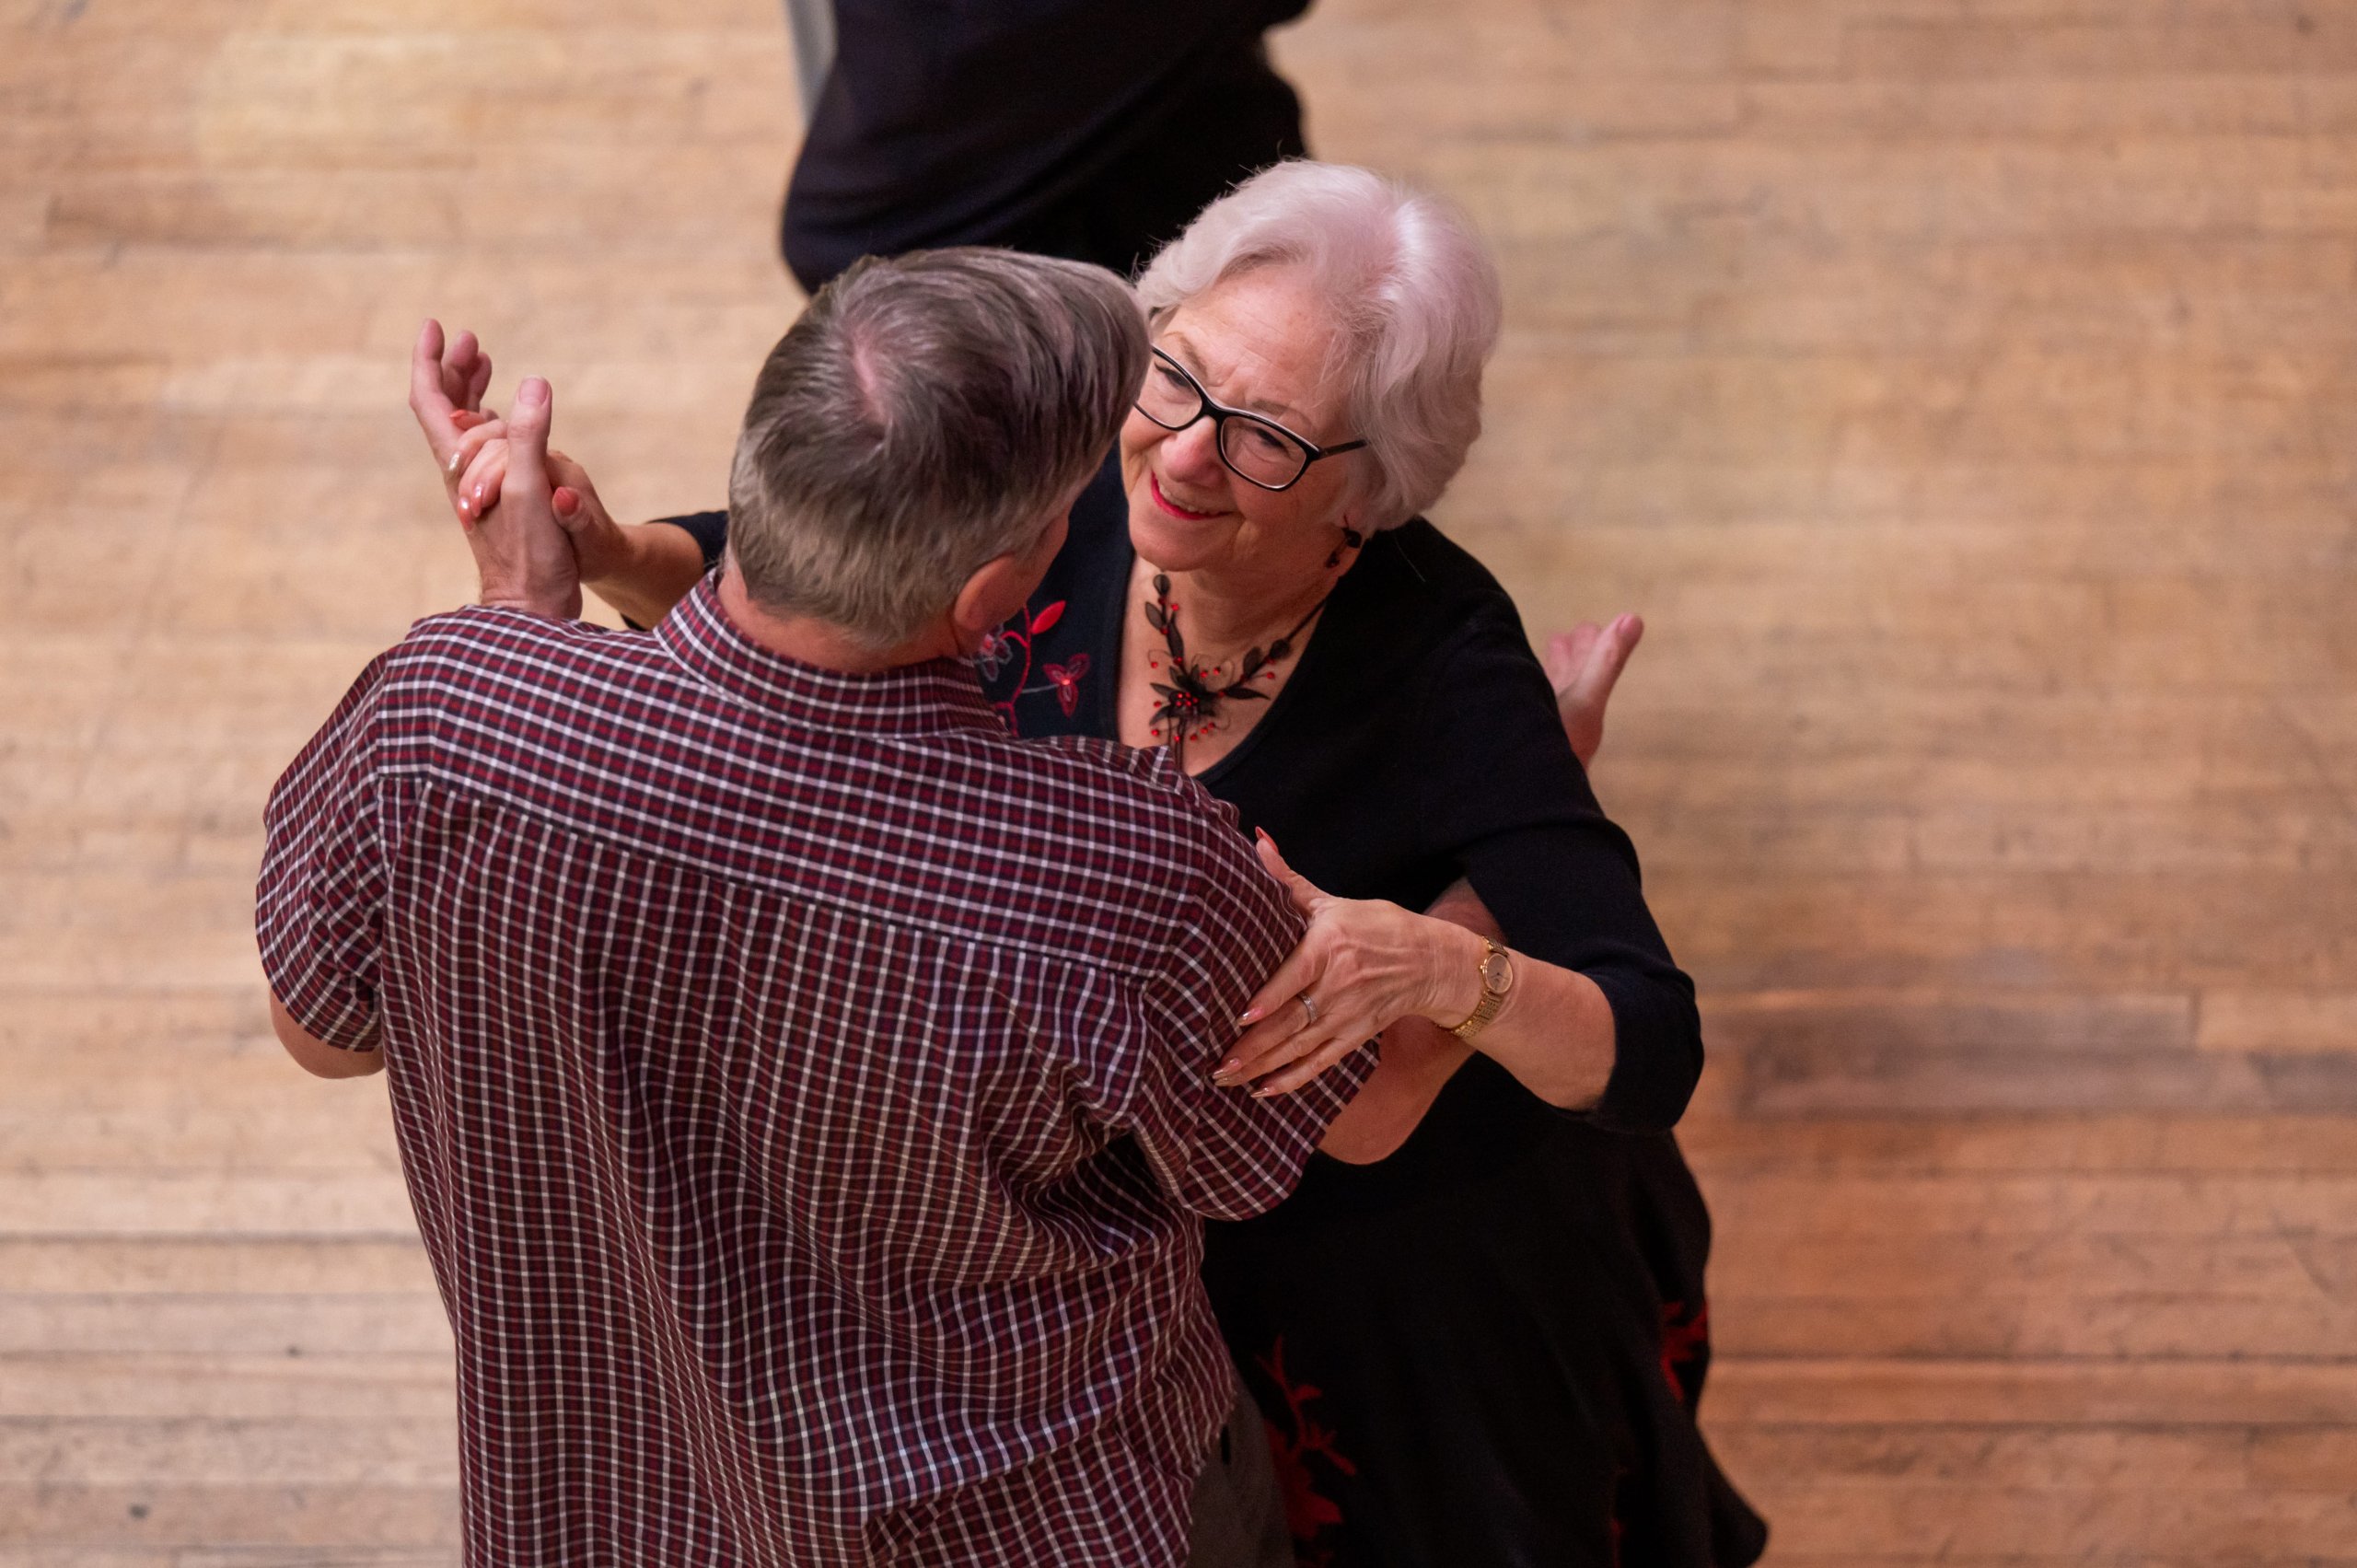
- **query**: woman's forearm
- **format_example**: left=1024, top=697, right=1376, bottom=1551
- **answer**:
left=589, top=521, right=710, bottom=628
left=1420, top=885, right=1616, bottom=1110
left=1460, top=949, right=1617, bottom=1110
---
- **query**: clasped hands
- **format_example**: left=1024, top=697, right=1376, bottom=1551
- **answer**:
left=408, top=319, right=630, bottom=621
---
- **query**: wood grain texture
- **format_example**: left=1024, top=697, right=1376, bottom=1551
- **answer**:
left=4, top=0, right=2351, bottom=1559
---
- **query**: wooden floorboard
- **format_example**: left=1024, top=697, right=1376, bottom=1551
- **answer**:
left=6, top=0, right=2354, bottom=1559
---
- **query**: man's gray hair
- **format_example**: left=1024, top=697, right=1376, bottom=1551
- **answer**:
left=727, top=249, right=1148, bottom=646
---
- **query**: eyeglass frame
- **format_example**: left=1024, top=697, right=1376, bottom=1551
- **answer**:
left=1132, top=348, right=1367, bottom=493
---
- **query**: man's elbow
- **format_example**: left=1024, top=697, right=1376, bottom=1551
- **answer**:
left=269, top=994, right=385, bottom=1078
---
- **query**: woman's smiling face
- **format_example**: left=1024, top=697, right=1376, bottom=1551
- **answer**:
left=1119, top=264, right=1365, bottom=587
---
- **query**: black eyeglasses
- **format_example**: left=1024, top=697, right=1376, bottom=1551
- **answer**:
left=1132, top=349, right=1366, bottom=492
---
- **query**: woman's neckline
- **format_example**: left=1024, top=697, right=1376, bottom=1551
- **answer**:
left=1105, top=529, right=1354, bottom=785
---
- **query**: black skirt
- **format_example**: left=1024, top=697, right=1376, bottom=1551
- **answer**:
left=1205, top=1056, right=1767, bottom=1568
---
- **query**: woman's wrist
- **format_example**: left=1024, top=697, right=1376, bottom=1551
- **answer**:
left=575, top=517, right=643, bottom=598
left=1422, top=918, right=1491, bottom=1027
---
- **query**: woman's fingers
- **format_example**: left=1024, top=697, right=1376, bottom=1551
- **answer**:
left=447, top=422, right=505, bottom=483
left=1217, top=1005, right=1312, bottom=1085
left=456, top=447, right=508, bottom=524
left=1235, top=935, right=1322, bottom=1028
left=1231, top=1012, right=1364, bottom=1090
left=410, top=320, right=501, bottom=474
left=544, top=447, right=598, bottom=500
left=1251, top=1034, right=1372, bottom=1098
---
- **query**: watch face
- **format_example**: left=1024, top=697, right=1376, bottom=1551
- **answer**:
left=1480, top=948, right=1514, bottom=994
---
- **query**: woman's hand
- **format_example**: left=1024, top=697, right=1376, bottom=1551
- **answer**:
left=1216, top=831, right=1486, bottom=1098
left=1544, top=613, right=1643, bottom=769
left=447, top=429, right=633, bottom=587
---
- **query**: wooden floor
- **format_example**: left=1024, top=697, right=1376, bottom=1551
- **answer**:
left=6, top=0, right=2354, bottom=1562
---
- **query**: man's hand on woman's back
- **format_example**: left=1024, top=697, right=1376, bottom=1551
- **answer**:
left=1545, top=613, right=1643, bottom=772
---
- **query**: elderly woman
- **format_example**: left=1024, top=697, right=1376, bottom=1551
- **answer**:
left=428, top=162, right=1765, bottom=1568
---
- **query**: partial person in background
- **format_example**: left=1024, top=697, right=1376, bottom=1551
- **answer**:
left=437, top=162, right=1766, bottom=1568
left=781, top=0, right=1314, bottom=289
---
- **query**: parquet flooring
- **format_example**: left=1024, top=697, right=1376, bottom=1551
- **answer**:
left=4, top=0, right=2352, bottom=1561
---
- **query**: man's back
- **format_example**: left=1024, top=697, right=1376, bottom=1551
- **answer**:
left=257, top=579, right=1358, bottom=1565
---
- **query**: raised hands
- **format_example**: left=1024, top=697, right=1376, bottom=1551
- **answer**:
left=442, top=416, right=635, bottom=588
left=409, top=319, right=675, bottom=621
left=409, top=319, right=499, bottom=512
left=407, top=318, right=581, bottom=621
left=470, top=377, right=582, bottom=620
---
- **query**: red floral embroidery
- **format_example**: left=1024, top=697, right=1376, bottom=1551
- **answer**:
left=1044, top=653, right=1090, bottom=716
left=977, top=599, right=1093, bottom=736
left=1659, top=1298, right=1709, bottom=1408
left=1258, top=1338, right=1353, bottom=1564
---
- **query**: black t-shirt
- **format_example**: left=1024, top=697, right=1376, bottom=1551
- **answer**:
left=784, top=0, right=1310, bottom=288
left=661, top=461, right=1765, bottom=1566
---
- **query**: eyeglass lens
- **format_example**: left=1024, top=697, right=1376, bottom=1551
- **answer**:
left=1135, top=355, right=1311, bottom=489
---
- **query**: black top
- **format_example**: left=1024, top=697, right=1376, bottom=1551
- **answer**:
left=662, top=462, right=1764, bottom=1566
left=784, top=0, right=1308, bottom=289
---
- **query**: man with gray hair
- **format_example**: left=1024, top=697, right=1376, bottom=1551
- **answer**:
left=256, top=249, right=1361, bottom=1565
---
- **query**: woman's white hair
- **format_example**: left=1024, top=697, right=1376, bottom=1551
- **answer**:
left=1136, top=160, right=1504, bottom=529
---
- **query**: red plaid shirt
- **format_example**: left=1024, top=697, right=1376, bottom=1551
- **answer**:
left=256, top=577, right=1367, bottom=1566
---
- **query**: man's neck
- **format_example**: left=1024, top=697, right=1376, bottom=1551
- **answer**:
left=718, top=567, right=951, bottom=673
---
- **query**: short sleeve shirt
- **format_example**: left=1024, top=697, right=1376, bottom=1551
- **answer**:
left=255, top=577, right=1371, bottom=1566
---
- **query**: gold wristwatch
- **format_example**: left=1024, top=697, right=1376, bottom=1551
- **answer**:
left=1447, top=937, right=1515, bottom=1042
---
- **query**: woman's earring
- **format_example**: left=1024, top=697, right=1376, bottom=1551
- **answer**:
left=1326, top=526, right=1365, bottom=570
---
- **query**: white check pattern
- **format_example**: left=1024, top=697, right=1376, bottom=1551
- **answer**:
left=256, top=578, right=1369, bottom=1566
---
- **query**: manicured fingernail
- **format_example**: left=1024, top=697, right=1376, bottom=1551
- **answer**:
left=1237, top=1008, right=1263, bottom=1026
left=447, top=450, right=462, bottom=473
left=1251, top=1086, right=1281, bottom=1098
left=1217, top=1058, right=1242, bottom=1077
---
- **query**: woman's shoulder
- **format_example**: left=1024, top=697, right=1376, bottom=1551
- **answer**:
left=1051, top=452, right=1134, bottom=589
left=1334, top=517, right=1538, bottom=682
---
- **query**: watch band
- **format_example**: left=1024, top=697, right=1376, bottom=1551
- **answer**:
left=1448, top=937, right=1512, bottom=1042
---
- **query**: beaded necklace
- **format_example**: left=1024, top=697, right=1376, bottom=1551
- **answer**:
left=1143, top=571, right=1329, bottom=766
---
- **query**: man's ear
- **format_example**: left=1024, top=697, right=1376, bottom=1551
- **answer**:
left=947, top=508, right=1069, bottom=654
left=949, top=551, right=1039, bottom=653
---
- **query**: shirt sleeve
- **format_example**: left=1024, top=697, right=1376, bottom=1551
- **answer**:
left=656, top=510, right=730, bottom=572
left=1415, top=605, right=1705, bottom=1132
left=254, top=654, right=394, bottom=1052
left=1128, top=794, right=1376, bottom=1221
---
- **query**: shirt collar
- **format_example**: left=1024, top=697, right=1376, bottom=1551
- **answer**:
left=654, top=575, right=1005, bottom=738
